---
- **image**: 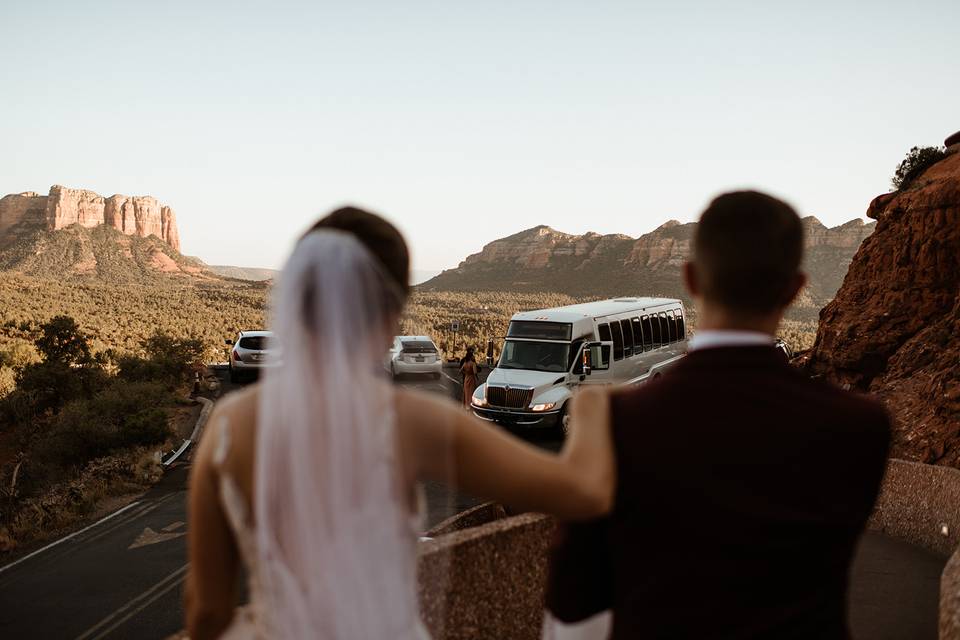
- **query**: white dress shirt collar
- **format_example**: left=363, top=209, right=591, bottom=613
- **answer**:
left=687, top=329, right=776, bottom=352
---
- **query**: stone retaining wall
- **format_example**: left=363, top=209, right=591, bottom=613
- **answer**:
left=868, top=460, right=960, bottom=556
left=417, top=512, right=554, bottom=640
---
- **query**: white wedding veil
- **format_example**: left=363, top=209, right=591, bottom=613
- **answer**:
left=254, top=229, right=433, bottom=638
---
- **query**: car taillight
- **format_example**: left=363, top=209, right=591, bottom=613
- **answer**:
left=232, top=350, right=242, bottom=362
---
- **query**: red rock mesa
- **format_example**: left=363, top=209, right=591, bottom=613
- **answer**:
left=0, top=185, right=180, bottom=252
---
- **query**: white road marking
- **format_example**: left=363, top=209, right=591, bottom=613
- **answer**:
left=441, top=371, right=462, bottom=387
left=0, top=500, right=142, bottom=575
left=127, top=526, right=187, bottom=550
left=74, top=563, right=189, bottom=640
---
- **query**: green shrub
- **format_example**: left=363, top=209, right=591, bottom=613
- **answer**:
left=892, top=146, right=949, bottom=190
left=40, top=381, right=171, bottom=468
left=117, top=331, right=208, bottom=386
left=6, top=361, right=109, bottom=424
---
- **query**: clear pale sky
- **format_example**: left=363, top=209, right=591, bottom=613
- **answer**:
left=2, top=1, right=957, bottom=274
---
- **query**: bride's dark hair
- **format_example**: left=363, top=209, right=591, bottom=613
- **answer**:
left=305, top=206, right=411, bottom=301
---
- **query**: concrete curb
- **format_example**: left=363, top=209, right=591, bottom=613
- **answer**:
left=163, top=397, right=214, bottom=467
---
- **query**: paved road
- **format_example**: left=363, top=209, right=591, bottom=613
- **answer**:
left=849, top=531, right=945, bottom=639
left=0, top=368, right=944, bottom=639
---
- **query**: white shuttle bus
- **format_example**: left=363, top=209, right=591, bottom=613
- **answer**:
left=471, top=297, right=687, bottom=433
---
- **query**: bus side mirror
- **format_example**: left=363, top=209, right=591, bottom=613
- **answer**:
left=582, top=345, right=592, bottom=376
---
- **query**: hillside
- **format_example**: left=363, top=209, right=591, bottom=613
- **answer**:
left=420, top=217, right=874, bottom=320
left=206, top=265, right=278, bottom=281
left=0, top=223, right=267, bottom=374
left=0, top=224, right=210, bottom=283
left=805, top=140, right=960, bottom=466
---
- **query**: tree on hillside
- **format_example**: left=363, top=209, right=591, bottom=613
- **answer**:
left=892, top=146, right=949, bottom=190
left=34, top=316, right=92, bottom=366
left=5, top=317, right=106, bottom=423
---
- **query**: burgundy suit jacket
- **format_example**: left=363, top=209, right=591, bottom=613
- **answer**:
left=546, top=346, right=890, bottom=639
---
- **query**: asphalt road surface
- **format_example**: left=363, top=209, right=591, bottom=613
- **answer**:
left=0, top=368, right=944, bottom=639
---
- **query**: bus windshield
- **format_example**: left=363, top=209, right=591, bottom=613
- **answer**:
left=498, top=340, right=570, bottom=372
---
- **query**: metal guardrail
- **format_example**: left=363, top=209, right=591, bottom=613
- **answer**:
left=162, top=397, right=214, bottom=467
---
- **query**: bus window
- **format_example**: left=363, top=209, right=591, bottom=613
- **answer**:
left=631, top=317, right=645, bottom=352
left=674, top=310, right=685, bottom=340
left=569, top=339, right=585, bottom=373
left=598, top=323, right=612, bottom=343
left=661, top=312, right=674, bottom=343
left=620, top=319, right=633, bottom=357
left=610, top=321, right=624, bottom=361
left=648, top=313, right=661, bottom=347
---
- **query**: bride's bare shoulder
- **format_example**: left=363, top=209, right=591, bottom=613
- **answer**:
left=201, top=384, right=261, bottom=459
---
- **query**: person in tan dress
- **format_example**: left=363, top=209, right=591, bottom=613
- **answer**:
left=460, top=346, right=479, bottom=407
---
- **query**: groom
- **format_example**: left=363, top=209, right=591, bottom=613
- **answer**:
left=545, top=191, right=891, bottom=638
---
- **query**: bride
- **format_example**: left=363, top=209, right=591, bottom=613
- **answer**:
left=185, top=208, right=615, bottom=639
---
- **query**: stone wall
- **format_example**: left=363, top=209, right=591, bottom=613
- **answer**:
left=868, top=460, right=960, bottom=557
left=417, top=513, right=555, bottom=640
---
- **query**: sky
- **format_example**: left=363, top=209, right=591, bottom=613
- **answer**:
left=1, top=1, right=958, bottom=275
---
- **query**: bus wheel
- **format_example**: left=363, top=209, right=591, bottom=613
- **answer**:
left=558, top=406, right=570, bottom=438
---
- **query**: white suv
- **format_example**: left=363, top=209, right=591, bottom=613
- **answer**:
left=387, top=336, right=442, bottom=379
left=227, top=330, right=280, bottom=382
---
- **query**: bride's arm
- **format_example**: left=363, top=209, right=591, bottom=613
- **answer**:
left=399, top=387, right=615, bottom=520
left=185, top=408, right=241, bottom=640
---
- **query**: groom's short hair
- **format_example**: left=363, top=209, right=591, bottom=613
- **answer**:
left=693, top=190, right=804, bottom=314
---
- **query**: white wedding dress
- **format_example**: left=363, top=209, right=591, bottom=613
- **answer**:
left=211, top=231, right=434, bottom=639
left=211, top=411, right=431, bottom=639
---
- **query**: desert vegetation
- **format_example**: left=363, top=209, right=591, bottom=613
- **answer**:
left=0, top=272, right=265, bottom=365
left=0, top=316, right=206, bottom=551
left=891, top=145, right=949, bottom=190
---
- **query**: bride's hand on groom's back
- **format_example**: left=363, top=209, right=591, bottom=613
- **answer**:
left=559, top=387, right=616, bottom=514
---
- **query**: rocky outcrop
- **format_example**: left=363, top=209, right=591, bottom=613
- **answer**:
left=421, top=217, right=873, bottom=311
left=805, top=149, right=960, bottom=466
left=0, top=185, right=181, bottom=251
left=0, top=192, right=47, bottom=239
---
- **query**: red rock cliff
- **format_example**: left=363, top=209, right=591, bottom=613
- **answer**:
left=805, top=150, right=960, bottom=465
left=0, top=185, right=181, bottom=252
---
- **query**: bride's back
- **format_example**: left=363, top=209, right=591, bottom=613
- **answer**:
left=209, top=208, right=430, bottom=638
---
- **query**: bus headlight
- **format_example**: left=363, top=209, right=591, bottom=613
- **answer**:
left=531, top=402, right=556, bottom=412
left=472, top=386, right=488, bottom=407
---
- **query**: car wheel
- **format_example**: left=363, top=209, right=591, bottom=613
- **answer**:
left=558, top=406, right=570, bottom=438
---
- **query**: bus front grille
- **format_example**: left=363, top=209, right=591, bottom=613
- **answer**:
left=487, top=386, right=533, bottom=409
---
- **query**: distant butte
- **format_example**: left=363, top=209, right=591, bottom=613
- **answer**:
left=0, top=185, right=181, bottom=251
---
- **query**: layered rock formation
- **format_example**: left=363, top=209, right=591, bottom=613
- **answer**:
left=806, top=148, right=960, bottom=466
left=0, top=185, right=180, bottom=251
left=422, top=216, right=873, bottom=311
